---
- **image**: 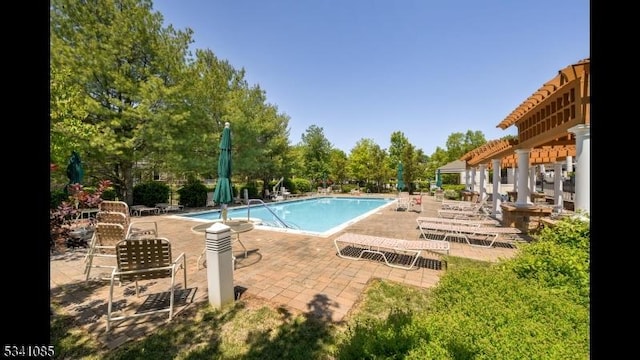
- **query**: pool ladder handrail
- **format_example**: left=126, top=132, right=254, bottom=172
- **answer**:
left=246, top=199, right=296, bottom=229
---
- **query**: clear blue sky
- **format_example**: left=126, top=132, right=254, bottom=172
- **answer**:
left=152, top=0, right=589, bottom=155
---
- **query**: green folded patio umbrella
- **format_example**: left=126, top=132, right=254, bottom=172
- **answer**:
left=213, top=122, right=233, bottom=221
left=436, top=169, right=442, bottom=189
left=396, top=162, right=404, bottom=191
left=65, top=150, right=84, bottom=193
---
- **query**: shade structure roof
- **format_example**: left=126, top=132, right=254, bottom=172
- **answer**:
left=460, top=58, right=589, bottom=169
left=438, top=160, right=467, bottom=173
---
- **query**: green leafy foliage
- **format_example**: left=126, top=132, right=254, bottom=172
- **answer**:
left=503, top=214, right=590, bottom=303
left=50, top=188, right=68, bottom=209
left=291, top=178, right=311, bottom=194
left=50, top=180, right=113, bottom=251
left=237, top=181, right=259, bottom=199
left=336, top=218, right=590, bottom=359
left=176, top=180, right=209, bottom=207
left=132, top=181, right=171, bottom=207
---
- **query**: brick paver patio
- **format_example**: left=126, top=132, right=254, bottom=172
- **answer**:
left=50, top=193, right=521, bottom=349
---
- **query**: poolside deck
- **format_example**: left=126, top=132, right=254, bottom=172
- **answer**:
left=50, top=193, right=520, bottom=349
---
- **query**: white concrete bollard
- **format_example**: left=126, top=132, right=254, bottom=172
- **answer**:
left=205, top=222, right=235, bottom=308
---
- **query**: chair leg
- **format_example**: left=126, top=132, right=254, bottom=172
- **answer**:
left=106, top=275, right=117, bottom=332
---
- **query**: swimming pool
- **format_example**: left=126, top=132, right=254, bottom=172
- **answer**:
left=178, top=196, right=395, bottom=237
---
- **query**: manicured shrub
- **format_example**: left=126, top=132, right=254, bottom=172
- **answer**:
left=238, top=181, right=259, bottom=199
left=50, top=188, right=68, bottom=209
left=443, top=189, right=458, bottom=200
left=503, top=213, right=590, bottom=303
left=132, top=181, right=171, bottom=207
left=291, top=178, right=311, bottom=193
left=425, top=266, right=589, bottom=359
left=336, top=215, right=590, bottom=359
left=177, top=180, right=209, bottom=207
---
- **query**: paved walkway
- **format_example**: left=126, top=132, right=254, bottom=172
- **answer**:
left=50, top=193, right=520, bottom=349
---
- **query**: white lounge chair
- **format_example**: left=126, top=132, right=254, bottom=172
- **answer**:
left=156, top=203, right=184, bottom=213
left=334, top=233, right=449, bottom=270
left=417, top=221, right=524, bottom=248
left=206, top=192, right=216, bottom=207
left=396, top=197, right=411, bottom=211
left=130, top=205, right=159, bottom=216
left=416, top=216, right=500, bottom=227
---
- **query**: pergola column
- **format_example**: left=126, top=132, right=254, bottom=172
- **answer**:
left=515, top=149, right=532, bottom=207
left=470, top=167, right=477, bottom=192
left=569, top=124, right=590, bottom=214
left=492, top=159, right=502, bottom=215
left=465, top=169, right=471, bottom=190
left=529, top=166, right=537, bottom=196
left=565, top=156, right=573, bottom=178
left=553, top=162, right=564, bottom=212
left=479, top=164, right=487, bottom=201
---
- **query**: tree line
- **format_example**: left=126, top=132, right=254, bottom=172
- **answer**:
left=51, top=0, right=488, bottom=203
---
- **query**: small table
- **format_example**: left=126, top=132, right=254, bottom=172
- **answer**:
left=75, top=208, right=99, bottom=220
left=194, top=220, right=255, bottom=269
left=68, top=227, right=94, bottom=241
left=225, top=221, right=254, bottom=258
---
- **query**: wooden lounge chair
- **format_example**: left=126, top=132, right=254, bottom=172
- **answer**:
left=334, top=233, right=449, bottom=270
left=106, top=238, right=187, bottom=332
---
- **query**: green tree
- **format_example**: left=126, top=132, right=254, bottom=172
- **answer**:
left=388, top=131, right=410, bottom=166
left=328, top=148, right=348, bottom=191
left=50, top=66, right=94, bottom=188
left=348, top=138, right=388, bottom=191
left=300, top=125, right=332, bottom=185
left=424, top=131, right=488, bottom=185
left=400, top=143, right=419, bottom=194
left=445, top=130, right=487, bottom=161
left=51, top=0, right=193, bottom=203
left=224, top=82, right=291, bottom=193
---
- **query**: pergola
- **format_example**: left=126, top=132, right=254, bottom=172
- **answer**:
left=459, top=58, right=590, bottom=217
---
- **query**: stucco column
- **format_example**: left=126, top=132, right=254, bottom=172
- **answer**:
left=565, top=156, right=573, bottom=179
left=512, top=164, right=518, bottom=190
left=553, top=162, right=564, bottom=212
left=569, top=124, right=590, bottom=214
left=492, top=159, right=502, bottom=215
left=566, top=155, right=573, bottom=174
left=515, top=149, right=532, bottom=207
left=478, top=164, right=487, bottom=201
left=529, top=166, right=536, bottom=195
left=538, top=164, right=546, bottom=193
left=464, top=169, right=471, bottom=190
left=470, top=167, right=477, bottom=192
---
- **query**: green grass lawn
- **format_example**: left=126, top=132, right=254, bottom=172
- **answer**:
left=51, top=256, right=489, bottom=359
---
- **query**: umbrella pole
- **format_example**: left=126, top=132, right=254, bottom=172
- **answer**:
left=221, top=204, right=228, bottom=223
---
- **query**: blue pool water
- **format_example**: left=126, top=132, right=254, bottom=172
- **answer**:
left=179, top=196, right=394, bottom=237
